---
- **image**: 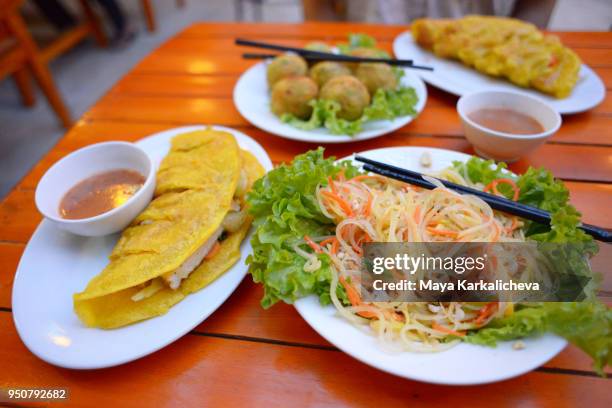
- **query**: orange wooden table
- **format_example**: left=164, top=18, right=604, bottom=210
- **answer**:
left=1, top=23, right=610, bottom=407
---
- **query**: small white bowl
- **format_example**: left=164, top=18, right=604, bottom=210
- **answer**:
left=457, top=90, right=562, bottom=162
left=35, top=142, right=155, bottom=236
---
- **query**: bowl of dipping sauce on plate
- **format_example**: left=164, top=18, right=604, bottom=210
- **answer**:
left=35, top=142, right=155, bottom=236
left=457, top=90, right=561, bottom=162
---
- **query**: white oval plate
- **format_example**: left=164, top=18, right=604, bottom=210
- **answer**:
left=233, top=61, right=427, bottom=143
left=393, top=31, right=605, bottom=114
left=294, top=146, right=566, bottom=385
left=12, top=125, right=273, bottom=369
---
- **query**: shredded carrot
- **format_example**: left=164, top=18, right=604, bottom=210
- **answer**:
left=319, top=237, right=336, bottom=247
left=484, top=178, right=520, bottom=201
left=320, top=237, right=340, bottom=255
left=356, top=231, right=372, bottom=247
left=506, top=216, right=519, bottom=233
left=342, top=225, right=368, bottom=255
left=350, top=174, right=387, bottom=183
left=357, top=311, right=378, bottom=319
left=304, top=235, right=322, bottom=254
left=204, top=242, right=221, bottom=260
left=362, top=192, right=373, bottom=217
left=431, top=322, right=466, bottom=337
left=491, top=223, right=500, bottom=242
left=351, top=241, right=363, bottom=256
left=331, top=238, right=339, bottom=255
left=327, top=176, right=337, bottom=194
left=385, top=310, right=406, bottom=322
left=321, top=190, right=354, bottom=217
left=426, top=227, right=459, bottom=238
left=413, top=205, right=421, bottom=223
left=339, top=276, right=377, bottom=319
left=474, top=302, right=498, bottom=325
left=339, top=276, right=360, bottom=305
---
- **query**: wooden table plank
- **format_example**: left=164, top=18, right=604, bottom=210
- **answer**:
left=180, top=22, right=414, bottom=40
left=554, top=31, right=612, bottom=48
left=177, top=23, right=612, bottom=49
left=0, top=313, right=609, bottom=408
left=109, top=72, right=612, bottom=116
left=0, top=242, right=22, bottom=309
left=6, top=120, right=612, bottom=193
left=593, top=67, right=612, bottom=89
left=110, top=73, right=239, bottom=98
left=82, top=94, right=612, bottom=147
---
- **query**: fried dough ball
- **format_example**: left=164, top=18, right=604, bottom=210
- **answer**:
left=270, top=76, right=319, bottom=119
left=309, top=61, right=351, bottom=87
left=320, top=75, right=370, bottom=120
left=267, top=54, right=308, bottom=87
left=355, top=63, right=398, bottom=95
left=345, top=47, right=388, bottom=71
left=304, top=42, right=332, bottom=52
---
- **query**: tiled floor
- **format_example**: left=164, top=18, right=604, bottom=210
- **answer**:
left=0, top=0, right=610, bottom=198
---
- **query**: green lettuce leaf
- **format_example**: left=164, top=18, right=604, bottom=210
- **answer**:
left=246, top=148, right=360, bottom=308
left=454, top=156, right=607, bottom=374
left=452, top=157, right=513, bottom=192
left=466, top=302, right=611, bottom=375
left=337, top=33, right=387, bottom=55
left=281, top=87, right=418, bottom=136
left=281, top=99, right=363, bottom=136
left=451, top=157, right=591, bottom=238
left=364, top=87, right=417, bottom=120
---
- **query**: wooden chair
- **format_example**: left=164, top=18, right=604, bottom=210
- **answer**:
left=0, top=0, right=71, bottom=128
left=38, top=0, right=108, bottom=64
left=141, top=0, right=186, bottom=32
left=302, top=0, right=347, bottom=21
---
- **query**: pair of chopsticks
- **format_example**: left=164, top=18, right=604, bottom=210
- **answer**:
left=354, top=155, right=611, bottom=242
left=235, top=38, right=433, bottom=71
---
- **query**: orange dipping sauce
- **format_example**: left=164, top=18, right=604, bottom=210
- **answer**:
left=468, top=108, right=544, bottom=135
left=59, top=169, right=145, bottom=220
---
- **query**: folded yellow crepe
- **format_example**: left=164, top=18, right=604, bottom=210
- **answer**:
left=74, top=129, right=265, bottom=329
left=412, top=15, right=581, bottom=98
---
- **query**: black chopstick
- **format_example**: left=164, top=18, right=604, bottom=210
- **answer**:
left=237, top=38, right=332, bottom=58
left=237, top=38, right=394, bottom=60
left=356, top=156, right=549, bottom=216
left=236, top=38, right=433, bottom=71
left=242, top=53, right=282, bottom=60
left=241, top=52, right=433, bottom=70
left=356, top=157, right=611, bottom=243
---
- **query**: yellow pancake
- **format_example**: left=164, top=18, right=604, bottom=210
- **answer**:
left=412, top=16, right=581, bottom=98
left=155, top=129, right=243, bottom=195
left=74, top=145, right=265, bottom=329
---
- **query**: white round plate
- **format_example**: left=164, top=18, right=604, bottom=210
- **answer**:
left=12, top=125, right=273, bottom=369
left=393, top=31, right=605, bottom=114
left=294, top=146, right=566, bottom=385
left=233, top=61, right=427, bottom=143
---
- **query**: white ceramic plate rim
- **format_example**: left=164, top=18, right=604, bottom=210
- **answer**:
left=233, top=61, right=428, bottom=143
left=392, top=31, right=605, bottom=114
left=12, top=125, right=273, bottom=369
left=294, top=146, right=566, bottom=385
